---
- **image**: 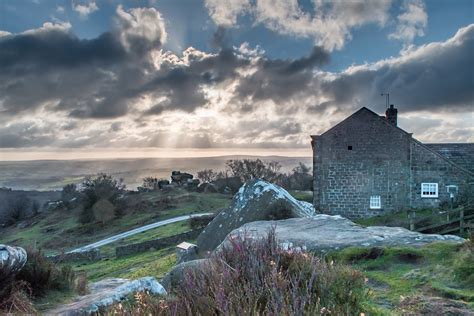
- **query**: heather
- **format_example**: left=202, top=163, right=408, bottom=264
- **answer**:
left=108, top=228, right=369, bottom=315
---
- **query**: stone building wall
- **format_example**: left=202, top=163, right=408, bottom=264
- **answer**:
left=312, top=108, right=412, bottom=218
left=410, top=141, right=472, bottom=209
left=312, top=107, right=473, bottom=218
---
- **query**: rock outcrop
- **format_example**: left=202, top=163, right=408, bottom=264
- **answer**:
left=196, top=179, right=316, bottom=253
left=48, top=277, right=166, bottom=315
left=0, top=244, right=27, bottom=274
left=163, top=215, right=464, bottom=291
left=220, top=215, right=465, bottom=253
left=0, top=244, right=27, bottom=299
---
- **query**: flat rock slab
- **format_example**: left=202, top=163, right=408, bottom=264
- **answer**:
left=221, top=215, right=465, bottom=253
left=47, top=277, right=166, bottom=316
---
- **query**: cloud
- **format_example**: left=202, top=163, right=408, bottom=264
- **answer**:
left=205, top=0, right=392, bottom=51
left=205, top=0, right=251, bottom=27
left=0, top=7, right=167, bottom=118
left=317, top=24, right=474, bottom=114
left=72, top=1, right=98, bottom=19
left=0, top=5, right=472, bottom=149
left=115, top=5, right=167, bottom=52
left=389, top=0, right=428, bottom=45
left=56, top=5, right=65, bottom=14
left=0, top=31, right=12, bottom=38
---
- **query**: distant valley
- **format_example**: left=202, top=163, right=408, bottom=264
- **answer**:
left=0, top=156, right=311, bottom=191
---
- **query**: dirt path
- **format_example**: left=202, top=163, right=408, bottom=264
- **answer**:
left=67, top=213, right=213, bottom=253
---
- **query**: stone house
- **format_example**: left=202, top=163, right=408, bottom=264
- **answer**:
left=311, top=106, right=474, bottom=218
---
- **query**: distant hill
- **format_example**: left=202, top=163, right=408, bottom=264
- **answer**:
left=0, top=156, right=311, bottom=191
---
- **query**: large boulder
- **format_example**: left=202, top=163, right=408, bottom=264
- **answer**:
left=196, top=179, right=316, bottom=254
left=0, top=244, right=27, bottom=299
left=220, top=215, right=465, bottom=253
left=47, top=277, right=166, bottom=315
left=161, top=259, right=208, bottom=291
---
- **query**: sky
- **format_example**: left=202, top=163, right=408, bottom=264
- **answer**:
left=0, top=0, right=473, bottom=159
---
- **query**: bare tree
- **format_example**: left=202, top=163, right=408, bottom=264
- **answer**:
left=226, top=159, right=282, bottom=182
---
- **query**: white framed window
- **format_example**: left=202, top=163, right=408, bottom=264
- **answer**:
left=370, top=195, right=381, bottom=209
left=421, top=183, right=438, bottom=198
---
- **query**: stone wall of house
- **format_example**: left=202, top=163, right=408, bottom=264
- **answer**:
left=115, top=230, right=202, bottom=258
left=410, top=141, right=472, bottom=209
left=313, top=108, right=412, bottom=218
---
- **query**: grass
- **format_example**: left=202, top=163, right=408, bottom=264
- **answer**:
left=0, top=190, right=231, bottom=254
left=70, top=248, right=177, bottom=281
left=288, top=190, right=313, bottom=203
left=34, top=289, right=76, bottom=312
left=98, top=221, right=191, bottom=257
left=328, top=242, right=474, bottom=313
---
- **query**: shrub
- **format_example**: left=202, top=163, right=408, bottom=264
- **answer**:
left=196, top=169, right=227, bottom=183
left=4, top=194, right=32, bottom=225
left=189, top=214, right=215, bottom=230
left=109, top=228, right=368, bottom=315
left=453, top=237, right=474, bottom=288
left=0, top=281, right=36, bottom=314
left=79, top=173, right=126, bottom=223
left=15, top=248, right=75, bottom=297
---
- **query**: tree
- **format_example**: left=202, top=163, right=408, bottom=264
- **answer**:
left=197, top=169, right=218, bottom=182
left=142, top=177, right=160, bottom=191
left=5, top=194, right=31, bottom=225
left=226, top=159, right=281, bottom=182
left=79, top=173, right=126, bottom=223
left=61, top=183, right=78, bottom=208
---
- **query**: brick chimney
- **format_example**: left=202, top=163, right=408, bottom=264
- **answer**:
left=385, top=104, right=398, bottom=126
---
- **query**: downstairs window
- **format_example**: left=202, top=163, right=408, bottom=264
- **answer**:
left=370, top=195, right=381, bottom=209
left=421, top=183, right=438, bottom=198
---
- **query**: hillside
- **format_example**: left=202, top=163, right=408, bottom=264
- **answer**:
left=0, top=189, right=231, bottom=254
left=0, top=156, right=311, bottom=190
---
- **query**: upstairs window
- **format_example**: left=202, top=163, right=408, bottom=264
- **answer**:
left=421, top=183, right=438, bottom=198
left=370, top=195, right=381, bottom=209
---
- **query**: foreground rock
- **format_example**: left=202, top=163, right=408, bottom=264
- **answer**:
left=0, top=244, right=28, bottom=298
left=48, top=277, right=166, bottom=315
left=221, top=215, right=465, bottom=253
left=196, top=179, right=316, bottom=253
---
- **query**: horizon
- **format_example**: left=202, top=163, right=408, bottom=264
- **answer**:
left=0, top=147, right=312, bottom=161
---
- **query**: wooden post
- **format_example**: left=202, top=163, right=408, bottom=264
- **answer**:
left=460, top=207, right=464, bottom=234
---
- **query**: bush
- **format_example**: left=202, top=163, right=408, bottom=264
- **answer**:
left=109, top=229, right=368, bottom=315
left=1, top=248, right=76, bottom=314
left=0, top=281, right=35, bottom=314
left=4, top=194, right=32, bottom=225
left=79, top=173, right=126, bottom=223
left=189, top=214, right=215, bottom=230
left=453, top=237, right=474, bottom=288
left=15, top=248, right=75, bottom=297
left=196, top=169, right=227, bottom=183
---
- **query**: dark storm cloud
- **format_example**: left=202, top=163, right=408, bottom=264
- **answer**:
left=0, top=6, right=165, bottom=119
left=316, top=24, right=474, bottom=114
left=143, top=48, right=250, bottom=115
left=233, top=46, right=330, bottom=105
